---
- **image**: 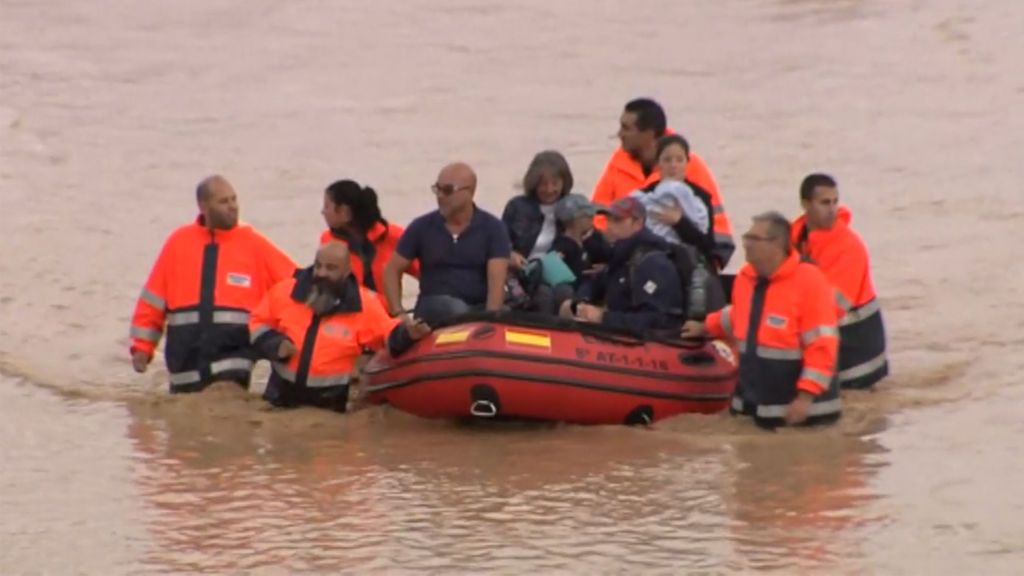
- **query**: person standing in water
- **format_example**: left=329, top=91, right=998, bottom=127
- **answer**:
left=791, top=173, right=889, bottom=390
left=128, top=175, right=297, bottom=393
left=319, top=179, right=419, bottom=307
left=682, top=211, right=841, bottom=429
left=249, top=241, right=426, bottom=411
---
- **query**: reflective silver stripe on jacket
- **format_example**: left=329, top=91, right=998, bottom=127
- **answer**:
left=800, top=325, right=839, bottom=347
left=250, top=324, right=273, bottom=344
left=272, top=362, right=351, bottom=388
left=713, top=205, right=726, bottom=216
left=130, top=326, right=162, bottom=342
left=719, top=305, right=733, bottom=337
left=732, top=396, right=842, bottom=419
left=735, top=340, right=803, bottom=360
left=167, top=311, right=200, bottom=326
left=839, top=298, right=881, bottom=327
left=838, top=351, right=888, bottom=382
left=756, top=345, right=802, bottom=361
left=139, top=288, right=166, bottom=311
left=714, top=232, right=735, bottom=247
left=834, top=290, right=854, bottom=314
left=800, top=368, right=833, bottom=389
left=168, top=357, right=255, bottom=386
left=167, top=310, right=251, bottom=326
left=168, top=370, right=201, bottom=386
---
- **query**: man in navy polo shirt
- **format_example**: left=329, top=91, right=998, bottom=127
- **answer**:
left=383, top=162, right=511, bottom=325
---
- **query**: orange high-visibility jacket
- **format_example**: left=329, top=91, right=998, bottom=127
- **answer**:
left=591, top=130, right=735, bottom=268
left=319, top=221, right=420, bottom=304
left=249, top=272, right=398, bottom=394
left=792, top=206, right=888, bottom=389
left=129, top=217, right=298, bottom=390
left=706, top=252, right=841, bottom=422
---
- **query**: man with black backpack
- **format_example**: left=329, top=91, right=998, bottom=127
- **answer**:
left=559, top=197, right=687, bottom=335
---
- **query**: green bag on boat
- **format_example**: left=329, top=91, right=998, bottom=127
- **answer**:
left=527, top=252, right=576, bottom=286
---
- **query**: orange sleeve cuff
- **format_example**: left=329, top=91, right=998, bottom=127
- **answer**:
left=705, top=311, right=725, bottom=339
left=130, top=341, right=155, bottom=357
left=797, top=379, right=825, bottom=396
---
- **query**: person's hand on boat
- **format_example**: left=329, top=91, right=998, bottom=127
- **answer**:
left=575, top=303, right=604, bottom=323
left=131, top=350, right=152, bottom=373
left=405, top=317, right=432, bottom=341
left=582, top=264, right=606, bottom=276
left=510, top=251, right=528, bottom=270
left=680, top=320, right=707, bottom=339
left=558, top=299, right=575, bottom=319
left=784, top=392, right=814, bottom=425
left=650, top=202, right=683, bottom=226
left=277, top=338, right=297, bottom=360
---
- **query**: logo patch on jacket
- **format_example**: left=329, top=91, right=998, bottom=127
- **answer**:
left=226, top=273, right=251, bottom=288
left=766, top=314, right=788, bottom=328
left=643, top=280, right=658, bottom=294
left=322, top=325, right=352, bottom=339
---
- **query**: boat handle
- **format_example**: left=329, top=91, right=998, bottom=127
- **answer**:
left=470, top=400, right=498, bottom=418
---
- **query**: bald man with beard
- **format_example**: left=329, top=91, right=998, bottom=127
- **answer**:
left=383, top=162, right=512, bottom=325
left=250, top=241, right=429, bottom=411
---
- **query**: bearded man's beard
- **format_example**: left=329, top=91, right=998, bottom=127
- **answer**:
left=306, top=277, right=345, bottom=315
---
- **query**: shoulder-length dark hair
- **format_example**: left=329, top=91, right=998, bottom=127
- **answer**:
left=522, top=150, right=574, bottom=200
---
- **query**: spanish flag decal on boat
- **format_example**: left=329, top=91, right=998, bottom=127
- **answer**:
left=435, top=329, right=471, bottom=345
left=504, top=329, right=552, bottom=351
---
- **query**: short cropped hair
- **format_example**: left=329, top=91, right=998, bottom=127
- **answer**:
left=799, top=173, right=837, bottom=202
left=752, top=210, right=792, bottom=253
left=624, top=98, right=667, bottom=137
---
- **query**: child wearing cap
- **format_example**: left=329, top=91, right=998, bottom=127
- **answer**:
left=551, top=193, right=611, bottom=284
left=507, top=194, right=610, bottom=315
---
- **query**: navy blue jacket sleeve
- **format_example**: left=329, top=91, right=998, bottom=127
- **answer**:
left=550, top=236, right=584, bottom=280
left=386, top=323, right=418, bottom=357
left=575, top=266, right=608, bottom=304
left=253, top=329, right=288, bottom=360
left=583, top=231, right=612, bottom=265
left=501, top=197, right=531, bottom=257
left=601, top=256, right=683, bottom=334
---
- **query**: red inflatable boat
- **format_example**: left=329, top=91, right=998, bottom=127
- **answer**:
left=364, top=314, right=739, bottom=425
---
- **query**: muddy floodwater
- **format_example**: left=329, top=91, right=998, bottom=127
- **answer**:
left=2, top=0, right=1023, bottom=573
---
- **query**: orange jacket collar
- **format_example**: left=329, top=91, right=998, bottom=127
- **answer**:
left=326, top=221, right=393, bottom=244
left=791, top=205, right=853, bottom=241
left=740, top=251, right=802, bottom=281
left=193, top=215, right=248, bottom=239
left=606, top=127, right=678, bottom=184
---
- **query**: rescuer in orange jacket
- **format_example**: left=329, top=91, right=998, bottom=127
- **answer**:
left=591, top=98, right=735, bottom=269
left=249, top=241, right=429, bottom=411
left=682, top=211, right=841, bottom=428
left=129, top=175, right=298, bottom=393
left=792, top=173, right=889, bottom=390
left=318, top=179, right=420, bottom=307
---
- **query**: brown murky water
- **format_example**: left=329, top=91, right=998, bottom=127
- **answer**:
left=2, top=0, right=1023, bottom=573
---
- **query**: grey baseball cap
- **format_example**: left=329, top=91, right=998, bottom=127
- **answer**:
left=555, top=193, right=601, bottom=222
